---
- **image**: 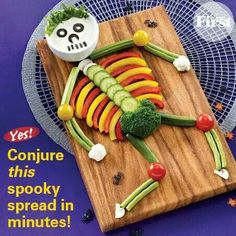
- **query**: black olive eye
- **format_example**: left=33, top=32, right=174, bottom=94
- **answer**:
left=73, top=23, right=84, bottom=33
left=56, top=28, right=67, bottom=37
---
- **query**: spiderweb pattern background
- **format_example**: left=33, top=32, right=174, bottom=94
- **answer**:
left=22, top=0, right=236, bottom=154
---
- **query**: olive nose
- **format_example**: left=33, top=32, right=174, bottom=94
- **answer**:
left=68, top=34, right=79, bottom=43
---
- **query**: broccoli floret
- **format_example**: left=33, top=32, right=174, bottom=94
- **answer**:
left=139, top=99, right=156, bottom=111
left=120, top=102, right=161, bottom=138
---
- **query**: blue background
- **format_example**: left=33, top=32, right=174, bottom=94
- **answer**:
left=0, top=0, right=235, bottom=235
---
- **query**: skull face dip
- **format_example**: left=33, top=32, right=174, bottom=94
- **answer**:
left=45, top=5, right=99, bottom=62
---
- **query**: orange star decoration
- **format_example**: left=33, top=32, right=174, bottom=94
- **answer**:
left=215, top=102, right=223, bottom=111
left=225, top=132, right=234, bottom=140
left=227, top=198, right=236, bottom=207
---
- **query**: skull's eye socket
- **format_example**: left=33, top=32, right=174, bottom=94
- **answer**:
left=56, top=28, right=67, bottom=37
left=73, top=23, right=84, bottom=33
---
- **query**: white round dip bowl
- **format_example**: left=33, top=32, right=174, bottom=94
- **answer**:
left=45, top=14, right=99, bottom=62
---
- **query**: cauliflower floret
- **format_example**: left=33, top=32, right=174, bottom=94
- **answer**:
left=88, top=144, right=107, bottom=162
left=115, top=203, right=125, bottom=219
left=173, top=55, right=191, bottom=72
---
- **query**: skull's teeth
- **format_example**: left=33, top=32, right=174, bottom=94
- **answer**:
left=68, top=41, right=87, bottom=51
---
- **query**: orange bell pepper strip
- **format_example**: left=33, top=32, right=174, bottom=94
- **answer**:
left=120, top=74, right=156, bottom=87
left=131, top=87, right=161, bottom=97
left=149, top=98, right=165, bottom=109
left=100, top=51, right=141, bottom=68
left=115, top=121, right=124, bottom=141
left=93, top=97, right=110, bottom=129
left=70, top=77, right=90, bottom=110
left=104, top=106, right=119, bottom=134
left=82, top=88, right=101, bottom=119
left=75, top=82, right=95, bottom=119
left=111, top=64, right=141, bottom=77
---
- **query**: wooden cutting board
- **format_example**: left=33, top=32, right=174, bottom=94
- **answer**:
left=37, top=6, right=236, bottom=232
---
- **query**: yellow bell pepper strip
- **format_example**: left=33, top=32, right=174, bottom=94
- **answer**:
left=109, top=109, right=123, bottom=141
left=116, top=67, right=152, bottom=83
left=136, top=94, right=163, bottom=101
left=75, top=82, right=95, bottom=119
left=124, top=80, right=159, bottom=92
left=99, top=101, right=115, bottom=133
left=86, top=93, right=107, bottom=127
left=105, top=57, right=147, bottom=73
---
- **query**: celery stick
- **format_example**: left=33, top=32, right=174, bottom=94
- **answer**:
left=144, top=45, right=176, bottom=62
left=71, top=118, right=94, bottom=147
left=160, top=113, right=196, bottom=126
left=126, top=133, right=158, bottom=163
left=61, top=67, right=80, bottom=105
left=210, top=129, right=227, bottom=169
left=90, top=39, right=134, bottom=60
left=205, top=131, right=222, bottom=170
left=66, top=120, right=91, bottom=151
left=147, top=42, right=179, bottom=59
left=126, top=181, right=159, bottom=212
left=120, top=179, right=155, bottom=209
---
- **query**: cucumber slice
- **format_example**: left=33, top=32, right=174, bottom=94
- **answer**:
left=113, top=90, right=131, bottom=107
left=120, top=97, right=139, bottom=113
left=107, top=84, right=123, bottom=100
left=100, top=77, right=117, bottom=93
left=87, top=65, right=103, bottom=80
left=93, top=71, right=110, bottom=86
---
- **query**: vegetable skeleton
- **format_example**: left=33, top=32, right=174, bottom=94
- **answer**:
left=46, top=6, right=228, bottom=219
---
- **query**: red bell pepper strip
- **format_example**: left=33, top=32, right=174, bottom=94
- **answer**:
left=111, top=64, right=142, bottom=77
left=131, top=86, right=161, bottom=97
left=100, top=51, right=142, bottom=68
left=149, top=98, right=165, bottom=109
left=70, top=77, right=90, bottom=110
left=120, top=74, right=156, bottom=87
left=82, top=88, right=101, bottom=119
left=115, top=120, right=124, bottom=141
left=93, top=96, right=110, bottom=129
left=104, top=106, right=119, bottom=134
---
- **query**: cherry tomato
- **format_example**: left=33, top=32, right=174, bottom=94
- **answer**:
left=58, top=104, right=74, bottom=121
left=147, top=163, right=166, bottom=181
left=196, top=113, right=214, bottom=131
left=133, top=30, right=150, bottom=47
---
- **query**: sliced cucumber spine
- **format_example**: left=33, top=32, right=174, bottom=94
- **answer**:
left=87, top=65, right=104, bottom=79
left=100, top=77, right=117, bottom=93
left=107, top=84, right=123, bottom=100
left=120, top=97, right=139, bottom=113
left=113, top=90, right=131, bottom=107
left=93, top=71, right=110, bottom=86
